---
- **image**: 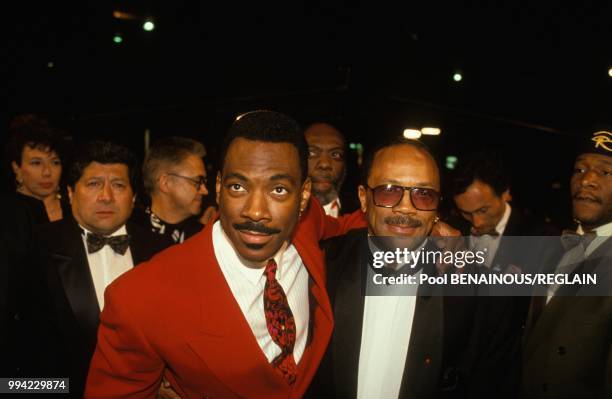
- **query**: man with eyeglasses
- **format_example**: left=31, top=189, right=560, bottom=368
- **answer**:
left=310, top=138, right=517, bottom=398
left=133, top=136, right=210, bottom=248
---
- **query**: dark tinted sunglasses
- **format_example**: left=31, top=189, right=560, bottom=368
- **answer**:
left=367, top=184, right=441, bottom=211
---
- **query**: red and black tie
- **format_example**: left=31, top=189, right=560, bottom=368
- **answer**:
left=263, top=259, right=297, bottom=384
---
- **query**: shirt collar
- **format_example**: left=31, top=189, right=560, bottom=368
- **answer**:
left=215, top=221, right=289, bottom=285
left=495, top=203, right=512, bottom=236
left=577, top=221, right=612, bottom=236
left=80, top=224, right=128, bottom=238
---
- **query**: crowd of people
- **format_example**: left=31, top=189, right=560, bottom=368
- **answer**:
left=0, top=111, right=610, bottom=398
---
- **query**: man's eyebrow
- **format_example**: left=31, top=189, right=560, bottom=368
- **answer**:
left=223, top=172, right=248, bottom=182
left=270, top=173, right=296, bottom=183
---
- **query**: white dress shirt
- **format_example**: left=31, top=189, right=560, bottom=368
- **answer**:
left=322, top=196, right=341, bottom=218
left=357, top=238, right=419, bottom=399
left=470, top=202, right=511, bottom=268
left=212, top=221, right=309, bottom=364
left=80, top=224, right=134, bottom=311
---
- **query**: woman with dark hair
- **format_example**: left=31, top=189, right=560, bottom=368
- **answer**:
left=8, top=114, right=70, bottom=223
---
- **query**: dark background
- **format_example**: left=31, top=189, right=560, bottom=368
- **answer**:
left=6, top=0, right=612, bottom=228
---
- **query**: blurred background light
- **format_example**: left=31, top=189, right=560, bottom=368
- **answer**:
left=421, top=127, right=441, bottom=136
left=113, top=34, right=123, bottom=44
left=453, top=73, right=462, bottom=82
left=445, top=155, right=458, bottom=170
left=403, top=129, right=422, bottom=139
left=143, top=20, right=155, bottom=31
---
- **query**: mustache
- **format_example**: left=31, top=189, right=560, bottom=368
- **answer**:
left=311, top=173, right=340, bottom=184
left=573, top=192, right=602, bottom=203
left=233, top=221, right=281, bottom=235
left=384, top=215, right=423, bottom=228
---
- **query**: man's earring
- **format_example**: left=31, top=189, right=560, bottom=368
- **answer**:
left=434, top=216, right=440, bottom=224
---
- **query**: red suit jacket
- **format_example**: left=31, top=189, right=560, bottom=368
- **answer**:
left=85, top=198, right=365, bottom=398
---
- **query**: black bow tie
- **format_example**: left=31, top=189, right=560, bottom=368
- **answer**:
left=86, top=233, right=130, bottom=255
left=560, top=229, right=597, bottom=251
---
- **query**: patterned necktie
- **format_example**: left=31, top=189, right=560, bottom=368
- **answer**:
left=86, top=233, right=130, bottom=255
left=263, top=259, right=297, bottom=384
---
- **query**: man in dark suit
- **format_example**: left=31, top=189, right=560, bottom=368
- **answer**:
left=17, top=141, right=165, bottom=398
left=521, top=130, right=612, bottom=399
left=305, top=122, right=359, bottom=217
left=451, top=154, right=559, bottom=273
left=85, top=111, right=365, bottom=398
left=311, top=138, right=517, bottom=398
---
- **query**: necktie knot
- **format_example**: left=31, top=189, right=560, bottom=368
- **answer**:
left=265, top=258, right=278, bottom=279
left=86, top=233, right=130, bottom=255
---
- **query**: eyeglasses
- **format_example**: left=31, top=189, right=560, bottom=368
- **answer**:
left=366, top=184, right=441, bottom=211
left=167, top=173, right=207, bottom=190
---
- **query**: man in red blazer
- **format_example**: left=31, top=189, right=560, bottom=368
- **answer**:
left=85, top=110, right=365, bottom=399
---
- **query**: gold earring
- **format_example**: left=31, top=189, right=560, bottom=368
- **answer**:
left=434, top=216, right=440, bottom=224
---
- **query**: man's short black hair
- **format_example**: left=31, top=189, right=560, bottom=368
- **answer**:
left=451, top=153, right=509, bottom=197
left=362, top=137, right=436, bottom=184
left=67, top=141, right=138, bottom=188
left=220, top=110, right=308, bottom=182
left=7, top=114, right=67, bottom=165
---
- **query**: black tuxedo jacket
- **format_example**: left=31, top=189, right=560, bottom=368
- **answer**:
left=521, top=237, right=612, bottom=399
left=0, top=194, right=36, bottom=375
left=310, top=228, right=519, bottom=399
left=14, top=216, right=165, bottom=397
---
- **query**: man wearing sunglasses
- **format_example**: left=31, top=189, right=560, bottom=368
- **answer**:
left=311, top=138, right=516, bottom=398
left=133, top=136, right=210, bottom=248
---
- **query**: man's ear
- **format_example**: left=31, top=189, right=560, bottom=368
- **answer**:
left=215, top=172, right=222, bottom=205
left=502, top=189, right=512, bottom=203
left=157, top=173, right=170, bottom=194
left=67, top=186, right=74, bottom=204
left=358, top=185, right=368, bottom=213
left=300, top=178, right=312, bottom=213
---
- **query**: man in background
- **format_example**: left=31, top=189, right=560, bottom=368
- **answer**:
left=132, top=136, right=209, bottom=248
left=305, top=122, right=358, bottom=217
left=17, top=141, right=164, bottom=397
left=452, top=155, right=558, bottom=273
left=522, top=130, right=612, bottom=399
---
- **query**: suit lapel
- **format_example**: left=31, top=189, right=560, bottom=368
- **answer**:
left=52, top=219, right=100, bottom=340
left=399, top=258, right=444, bottom=398
left=331, top=234, right=367, bottom=398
